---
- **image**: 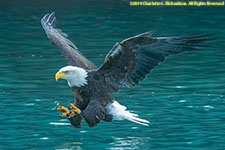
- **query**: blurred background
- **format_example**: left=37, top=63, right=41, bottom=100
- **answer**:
left=0, top=0, right=225, bottom=149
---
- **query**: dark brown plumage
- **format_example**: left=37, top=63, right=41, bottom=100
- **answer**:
left=41, top=12, right=214, bottom=128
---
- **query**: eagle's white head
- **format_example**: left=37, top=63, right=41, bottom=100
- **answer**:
left=55, top=66, right=88, bottom=87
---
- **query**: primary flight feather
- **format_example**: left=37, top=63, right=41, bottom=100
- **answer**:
left=41, top=12, right=213, bottom=128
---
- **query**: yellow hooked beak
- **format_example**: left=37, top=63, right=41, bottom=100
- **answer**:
left=55, top=71, right=67, bottom=81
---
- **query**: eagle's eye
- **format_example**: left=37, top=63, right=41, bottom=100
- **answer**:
left=63, top=71, right=69, bottom=74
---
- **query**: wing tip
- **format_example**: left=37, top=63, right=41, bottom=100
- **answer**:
left=41, top=12, right=56, bottom=29
left=183, top=33, right=216, bottom=48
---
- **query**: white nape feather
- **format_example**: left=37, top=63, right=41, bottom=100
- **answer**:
left=107, top=101, right=150, bottom=126
left=59, top=66, right=88, bottom=87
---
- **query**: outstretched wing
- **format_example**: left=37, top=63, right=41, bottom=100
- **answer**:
left=97, top=31, right=213, bottom=93
left=41, top=12, right=97, bottom=70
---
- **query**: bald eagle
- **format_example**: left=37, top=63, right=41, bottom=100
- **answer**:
left=41, top=12, right=213, bottom=128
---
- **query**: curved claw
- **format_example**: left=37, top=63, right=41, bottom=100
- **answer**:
left=70, top=103, right=81, bottom=114
left=57, top=104, right=70, bottom=116
left=70, top=111, right=76, bottom=117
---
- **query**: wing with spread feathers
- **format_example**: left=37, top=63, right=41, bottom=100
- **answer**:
left=97, top=31, right=213, bottom=93
left=41, top=12, right=97, bottom=70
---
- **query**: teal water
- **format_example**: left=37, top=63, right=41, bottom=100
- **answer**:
left=0, top=0, right=225, bottom=149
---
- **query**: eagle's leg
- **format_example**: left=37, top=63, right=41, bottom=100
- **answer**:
left=70, top=103, right=81, bottom=117
left=57, top=104, right=70, bottom=116
left=57, top=103, right=82, bottom=128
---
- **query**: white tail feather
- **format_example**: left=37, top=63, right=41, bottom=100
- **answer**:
left=107, top=101, right=150, bottom=126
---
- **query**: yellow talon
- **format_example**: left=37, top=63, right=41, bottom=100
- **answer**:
left=57, top=103, right=80, bottom=117
left=62, top=112, right=68, bottom=116
left=57, top=104, right=70, bottom=116
left=70, top=103, right=81, bottom=114
left=70, top=112, right=76, bottom=117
